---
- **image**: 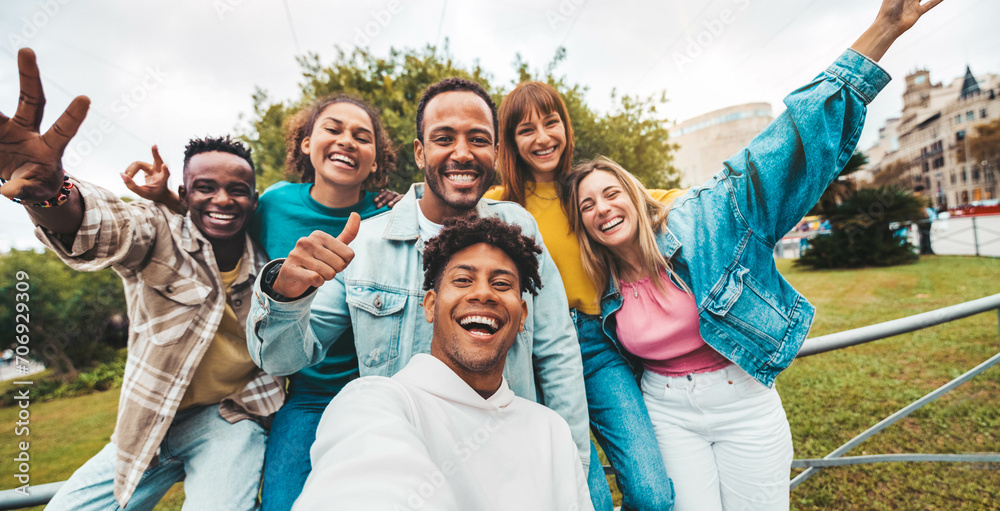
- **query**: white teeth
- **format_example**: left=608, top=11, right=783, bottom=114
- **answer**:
left=446, top=174, right=476, bottom=183
left=534, top=147, right=556, bottom=156
left=331, top=154, right=357, bottom=167
left=207, top=212, right=236, bottom=220
left=460, top=315, right=499, bottom=330
left=600, top=217, right=623, bottom=232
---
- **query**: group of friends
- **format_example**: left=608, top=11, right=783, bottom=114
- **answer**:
left=0, top=1, right=942, bottom=509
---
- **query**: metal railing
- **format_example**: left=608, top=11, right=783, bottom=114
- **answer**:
left=789, top=292, right=1000, bottom=489
left=3, top=295, right=1000, bottom=509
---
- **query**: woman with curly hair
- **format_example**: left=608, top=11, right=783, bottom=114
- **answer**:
left=126, top=93, right=399, bottom=510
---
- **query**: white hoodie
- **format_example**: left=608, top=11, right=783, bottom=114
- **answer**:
left=295, top=354, right=593, bottom=511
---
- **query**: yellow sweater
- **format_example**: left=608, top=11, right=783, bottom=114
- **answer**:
left=484, top=182, right=686, bottom=315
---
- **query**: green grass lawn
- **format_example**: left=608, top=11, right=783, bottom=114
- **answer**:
left=2, top=255, right=998, bottom=509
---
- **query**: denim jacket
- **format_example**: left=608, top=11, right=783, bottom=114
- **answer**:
left=247, top=183, right=590, bottom=467
left=600, top=50, right=891, bottom=388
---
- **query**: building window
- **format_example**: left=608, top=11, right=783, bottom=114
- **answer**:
left=962, top=170, right=968, bottom=183
left=932, top=157, right=945, bottom=169
left=967, top=111, right=975, bottom=121
left=956, top=114, right=962, bottom=123
left=951, top=173, right=957, bottom=184
left=957, top=130, right=966, bottom=142
left=973, top=168, right=981, bottom=182
left=982, top=109, right=989, bottom=119
left=922, top=161, right=930, bottom=173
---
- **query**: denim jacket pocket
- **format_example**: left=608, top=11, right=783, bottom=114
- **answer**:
left=136, top=259, right=212, bottom=346
left=706, top=266, right=791, bottom=355
left=346, top=284, right=407, bottom=368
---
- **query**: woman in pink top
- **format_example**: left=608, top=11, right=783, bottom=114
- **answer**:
left=561, top=2, right=942, bottom=507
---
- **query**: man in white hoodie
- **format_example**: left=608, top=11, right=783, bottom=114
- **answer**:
left=293, top=215, right=593, bottom=511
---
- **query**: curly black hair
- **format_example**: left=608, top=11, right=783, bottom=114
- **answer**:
left=422, top=216, right=543, bottom=296
left=415, top=77, right=498, bottom=144
left=284, top=94, right=397, bottom=189
left=183, top=135, right=254, bottom=174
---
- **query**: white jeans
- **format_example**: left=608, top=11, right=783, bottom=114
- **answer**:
left=641, top=364, right=793, bottom=511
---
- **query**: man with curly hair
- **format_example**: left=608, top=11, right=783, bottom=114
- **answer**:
left=294, top=216, right=592, bottom=510
left=0, top=49, right=282, bottom=510
left=248, top=77, right=591, bottom=482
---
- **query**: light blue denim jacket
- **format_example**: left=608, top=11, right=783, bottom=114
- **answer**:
left=247, top=183, right=590, bottom=467
left=600, top=50, right=891, bottom=388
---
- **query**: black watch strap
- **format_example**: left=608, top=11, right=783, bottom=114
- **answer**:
left=262, top=261, right=291, bottom=302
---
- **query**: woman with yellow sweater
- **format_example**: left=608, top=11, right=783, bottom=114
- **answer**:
left=484, top=82, right=682, bottom=511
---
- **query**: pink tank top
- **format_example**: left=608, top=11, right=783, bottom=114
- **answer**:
left=615, top=268, right=731, bottom=377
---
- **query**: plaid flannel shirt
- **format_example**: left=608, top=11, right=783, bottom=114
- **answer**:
left=35, top=178, right=284, bottom=507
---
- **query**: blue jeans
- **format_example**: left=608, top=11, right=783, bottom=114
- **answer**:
left=47, top=405, right=266, bottom=511
left=261, top=387, right=333, bottom=511
left=573, top=309, right=675, bottom=511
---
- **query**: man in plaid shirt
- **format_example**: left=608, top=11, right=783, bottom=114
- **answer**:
left=0, top=49, right=283, bottom=510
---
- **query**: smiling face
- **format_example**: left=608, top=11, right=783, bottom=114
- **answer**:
left=423, top=243, right=527, bottom=395
left=180, top=151, right=257, bottom=242
left=514, top=108, right=566, bottom=183
left=577, top=170, right=640, bottom=255
left=302, top=102, right=378, bottom=203
left=414, top=91, right=497, bottom=223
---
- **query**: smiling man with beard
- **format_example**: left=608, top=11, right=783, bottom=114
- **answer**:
left=292, top=216, right=592, bottom=511
left=248, top=78, right=591, bottom=494
left=0, top=48, right=283, bottom=511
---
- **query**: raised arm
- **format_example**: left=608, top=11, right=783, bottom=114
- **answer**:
left=0, top=48, right=90, bottom=235
left=122, top=145, right=184, bottom=214
left=851, top=0, right=944, bottom=62
left=697, top=0, right=943, bottom=241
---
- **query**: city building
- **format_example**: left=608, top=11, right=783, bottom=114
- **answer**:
left=865, top=66, right=1000, bottom=209
left=669, top=102, right=773, bottom=187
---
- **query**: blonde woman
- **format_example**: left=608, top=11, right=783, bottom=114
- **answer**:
left=562, top=1, right=942, bottom=508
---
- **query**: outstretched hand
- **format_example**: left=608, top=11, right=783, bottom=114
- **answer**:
left=0, top=48, right=90, bottom=203
left=851, top=0, right=945, bottom=62
left=272, top=212, right=361, bottom=299
left=123, top=145, right=172, bottom=200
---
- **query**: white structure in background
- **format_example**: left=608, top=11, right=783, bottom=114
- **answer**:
left=865, top=66, right=1000, bottom=209
left=670, top=103, right=773, bottom=187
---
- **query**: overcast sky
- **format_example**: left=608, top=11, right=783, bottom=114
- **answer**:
left=1, top=0, right=997, bottom=250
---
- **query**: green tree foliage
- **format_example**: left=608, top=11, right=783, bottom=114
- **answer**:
left=796, top=187, right=925, bottom=269
left=0, top=249, right=127, bottom=378
left=241, top=45, right=679, bottom=192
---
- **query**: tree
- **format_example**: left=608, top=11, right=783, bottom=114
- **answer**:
left=870, top=160, right=913, bottom=188
left=795, top=186, right=925, bottom=269
left=0, top=249, right=127, bottom=379
left=241, top=45, right=680, bottom=192
left=967, top=118, right=1000, bottom=190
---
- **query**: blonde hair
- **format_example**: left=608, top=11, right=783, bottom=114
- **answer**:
left=496, top=82, right=575, bottom=205
left=561, top=156, right=687, bottom=297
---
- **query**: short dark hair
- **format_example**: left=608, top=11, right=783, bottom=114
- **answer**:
left=284, top=94, right=397, bottom=189
left=422, top=216, right=542, bottom=296
left=415, top=78, right=498, bottom=144
left=183, top=135, right=255, bottom=176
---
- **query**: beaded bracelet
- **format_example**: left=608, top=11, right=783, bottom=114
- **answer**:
left=0, top=175, right=74, bottom=208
